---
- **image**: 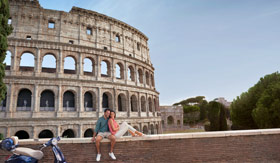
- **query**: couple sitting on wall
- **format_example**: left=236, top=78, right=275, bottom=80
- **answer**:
left=91, top=108, right=144, bottom=162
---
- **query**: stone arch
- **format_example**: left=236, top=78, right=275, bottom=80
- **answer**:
left=137, top=68, right=143, bottom=83
left=141, top=96, right=146, bottom=112
left=83, top=57, right=95, bottom=76
left=130, top=94, right=138, bottom=112
left=118, top=93, right=127, bottom=112
left=150, top=124, right=154, bottom=135
left=148, top=97, right=153, bottom=112
left=4, top=51, right=11, bottom=70
left=38, top=129, right=54, bottom=138
left=20, top=52, right=35, bottom=72
left=17, top=88, right=32, bottom=111
left=84, top=128, right=94, bottom=137
left=101, top=60, right=111, bottom=77
left=128, top=65, right=135, bottom=81
left=115, top=62, right=124, bottom=79
left=64, top=56, right=76, bottom=74
left=42, top=53, right=57, bottom=73
left=62, top=129, right=75, bottom=138
left=63, top=90, right=76, bottom=111
left=15, top=130, right=30, bottom=139
left=167, top=116, right=174, bottom=125
left=143, top=125, right=148, bottom=135
left=84, top=91, right=96, bottom=111
left=102, top=92, right=113, bottom=109
left=145, top=71, right=150, bottom=85
left=40, top=90, right=55, bottom=111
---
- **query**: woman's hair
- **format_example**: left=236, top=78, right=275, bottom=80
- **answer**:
left=109, top=110, right=116, bottom=118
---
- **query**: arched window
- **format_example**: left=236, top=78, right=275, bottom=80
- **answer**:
left=131, top=95, right=137, bottom=112
left=4, top=51, right=11, bottom=70
left=115, top=63, right=124, bottom=79
left=143, top=126, right=148, bottom=135
left=148, top=97, right=153, bottom=112
left=42, top=54, right=56, bottom=73
left=154, top=98, right=157, bottom=112
left=167, top=116, right=174, bottom=125
left=63, top=91, right=75, bottom=111
left=145, top=71, right=150, bottom=85
left=40, top=90, right=55, bottom=111
left=84, top=92, right=94, bottom=111
left=84, top=129, right=94, bottom=137
left=0, top=94, right=7, bottom=112
left=141, top=96, right=146, bottom=112
left=38, top=130, right=54, bottom=138
left=177, top=120, right=181, bottom=125
left=118, top=93, right=126, bottom=112
left=115, top=35, right=120, bottom=42
left=17, top=89, right=32, bottom=111
left=138, top=69, right=143, bottom=83
left=128, top=66, right=135, bottom=81
left=64, top=56, right=76, bottom=74
left=62, top=129, right=75, bottom=138
left=15, top=130, right=29, bottom=139
left=84, top=58, right=94, bottom=76
left=102, top=92, right=112, bottom=109
left=20, top=52, right=34, bottom=71
left=101, top=60, right=110, bottom=77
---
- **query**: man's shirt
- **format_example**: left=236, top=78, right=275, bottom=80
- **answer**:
left=95, top=116, right=109, bottom=133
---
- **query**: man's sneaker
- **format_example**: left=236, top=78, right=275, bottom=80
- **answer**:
left=96, top=154, right=101, bottom=162
left=109, top=152, right=116, bottom=160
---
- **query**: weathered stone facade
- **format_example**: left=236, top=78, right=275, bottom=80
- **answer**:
left=160, top=106, right=183, bottom=131
left=0, top=0, right=161, bottom=139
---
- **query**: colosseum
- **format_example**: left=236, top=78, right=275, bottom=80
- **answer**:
left=0, top=0, right=161, bottom=139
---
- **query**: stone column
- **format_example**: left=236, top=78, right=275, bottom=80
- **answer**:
left=78, top=124, right=82, bottom=138
left=124, top=61, right=127, bottom=85
left=56, top=85, right=63, bottom=117
left=34, top=48, right=41, bottom=76
left=6, top=84, right=14, bottom=118
left=137, top=92, right=141, bottom=117
left=112, top=58, right=115, bottom=82
left=113, top=87, right=117, bottom=112
left=56, top=125, right=61, bottom=137
left=57, top=49, right=63, bottom=77
left=11, top=46, right=17, bottom=72
left=127, top=90, right=130, bottom=117
left=97, top=87, right=101, bottom=117
left=96, top=55, right=100, bottom=80
left=78, top=86, right=83, bottom=117
left=78, top=52, right=83, bottom=78
left=32, top=84, right=39, bottom=117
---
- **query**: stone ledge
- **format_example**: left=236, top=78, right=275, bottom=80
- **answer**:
left=8, top=128, right=280, bottom=145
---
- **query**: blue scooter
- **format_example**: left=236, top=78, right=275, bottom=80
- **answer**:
left=0, top=136, right=67, bottom=163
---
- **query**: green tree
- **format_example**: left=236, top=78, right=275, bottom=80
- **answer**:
left=231, top=72, right=280, bottom=129
left=0, top=133, right=3, bottom=140
left=207, top=101, right=227, bottom=131
left=199, top=100, right=208, bottom=120
left=0, top=0, right=12, bottom=101
left=183, top=105, right=200, bottom=113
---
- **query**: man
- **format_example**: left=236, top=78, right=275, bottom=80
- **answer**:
left=91, top=108, right=116, bottom=162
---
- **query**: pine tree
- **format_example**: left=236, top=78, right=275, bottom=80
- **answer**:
left=0, top=0, right=12, bottom=101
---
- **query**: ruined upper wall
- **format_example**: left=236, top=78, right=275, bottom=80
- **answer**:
left=8, top=0, right=151, bottom=64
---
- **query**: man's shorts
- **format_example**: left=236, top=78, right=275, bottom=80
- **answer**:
left=97, top=132, right=111, bottom=138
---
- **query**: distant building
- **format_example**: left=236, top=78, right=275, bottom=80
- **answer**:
left=160, top=106, right=183, bottom=131
left=215, top=97, right=231, bottom=108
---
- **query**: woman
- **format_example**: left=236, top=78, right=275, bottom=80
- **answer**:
left=108, top=110, right=144, bottom=138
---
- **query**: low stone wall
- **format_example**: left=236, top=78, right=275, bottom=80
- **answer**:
left=1, top=129, right=280, bottom=162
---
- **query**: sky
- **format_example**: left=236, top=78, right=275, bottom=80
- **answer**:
left=21, top=0, right=280, bottom=105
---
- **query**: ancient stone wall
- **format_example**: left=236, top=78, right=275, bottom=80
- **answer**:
left=1, top=129, right=280, bottom=162
left=0, top=0, right=161, bottom=139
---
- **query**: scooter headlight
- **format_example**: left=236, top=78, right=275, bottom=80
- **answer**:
left=51, top=138, right=58, bottom=146
left=1, top=138, right=14, bottom=151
